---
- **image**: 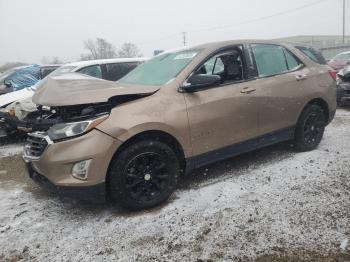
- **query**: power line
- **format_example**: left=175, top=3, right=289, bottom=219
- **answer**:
left=188, top=0, right=330, bottom=34
left=138, top=0, right=330, bottom=47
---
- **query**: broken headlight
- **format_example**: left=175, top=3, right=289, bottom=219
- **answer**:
left=48, top=115, right=108, bottom=141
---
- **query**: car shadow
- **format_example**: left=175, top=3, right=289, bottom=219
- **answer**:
left=178, top=142, right=295, bottom=190
left=33, top=142, right=296, bottom=218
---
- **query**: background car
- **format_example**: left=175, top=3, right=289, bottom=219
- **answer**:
left=0, top=64, right=60, bottom=95
left=328, top=51, right=350, bottom=71
left=336, top=65, right=350, bottom=106
left=0, top=65, right=28, bottom=94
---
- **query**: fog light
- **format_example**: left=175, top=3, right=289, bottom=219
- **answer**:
left=72, top=160, right=91, bottom=180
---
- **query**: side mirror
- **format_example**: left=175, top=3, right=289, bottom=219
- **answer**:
left=3, top=79, right=12, bottom=88
left=181, top=74, right=221, bottom=92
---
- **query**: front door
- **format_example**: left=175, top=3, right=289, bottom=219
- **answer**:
left=183, top=47, right=259, bottom=165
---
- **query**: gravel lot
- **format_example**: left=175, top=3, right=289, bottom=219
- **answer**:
left=0, top=109, right=349, bottom=261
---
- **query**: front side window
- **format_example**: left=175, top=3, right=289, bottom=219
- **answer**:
left=119, top=49, right=201, bottom=86
left=105, top=62, right=138, bottom=81
left=252, top=44, right=302, bottom=77
left=193, top=48, right=244, bottom=84
left=78, top=65, right=102, bottom=79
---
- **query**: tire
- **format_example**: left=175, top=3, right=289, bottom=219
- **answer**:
left=293, top=104, right=326, bottom=152
left=107, top=140, right=180, bottom=209
left=337, top=100, right=343, bottom=108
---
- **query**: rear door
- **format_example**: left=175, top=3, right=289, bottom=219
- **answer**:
left=250, top=44, right=312, bottom=143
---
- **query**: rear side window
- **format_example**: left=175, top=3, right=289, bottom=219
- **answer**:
left=78, top=65, right=102, bottom=79
left=105, top=62, right=138, bottom=81
left=295, top=46, right=327, bottom=65
left=252, top=44, right=302, bottom=77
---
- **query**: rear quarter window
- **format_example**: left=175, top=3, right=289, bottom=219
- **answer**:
left=295, top=46, right=327, bottom=65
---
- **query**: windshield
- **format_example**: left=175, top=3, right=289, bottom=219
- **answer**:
left=334, top=53, right=350, bottom=61
left=118, top=49, right=201, bottom=86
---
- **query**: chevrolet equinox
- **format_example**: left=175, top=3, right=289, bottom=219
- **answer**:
left=23, top=40, right=337, bottom=209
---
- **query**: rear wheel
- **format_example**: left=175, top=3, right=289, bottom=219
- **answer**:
left=107, top=140, right=180, bottom=209
left=293, top=104, right=326, bottom=152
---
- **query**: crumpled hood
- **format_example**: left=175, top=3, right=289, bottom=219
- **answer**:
left=32, top=73, right=160, bottom=106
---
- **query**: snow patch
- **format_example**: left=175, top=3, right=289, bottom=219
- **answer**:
left=340, top=239, right=348, bottom=250
left=0, top=144, right=23, bottom=158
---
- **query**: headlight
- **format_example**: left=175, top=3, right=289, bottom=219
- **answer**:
left=48, top=114, right=108, bottom=141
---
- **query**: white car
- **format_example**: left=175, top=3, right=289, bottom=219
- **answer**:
left=0, top=57, right=147, bottom=137
left=1, top=57, right=147, bottom=120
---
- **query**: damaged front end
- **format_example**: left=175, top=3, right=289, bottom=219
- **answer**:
left=1, top=73, right=160, bottom=138
left=2, top=94, right=146, bottom=136
left=0, top=106, right=57, bottom=135
left=337, top=66, right=350, bottom=106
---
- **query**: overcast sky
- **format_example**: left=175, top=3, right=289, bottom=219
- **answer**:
left=0, top=0, right=348, bottom=64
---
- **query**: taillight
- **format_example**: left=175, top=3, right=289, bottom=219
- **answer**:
left=329, top=70, right=337, bottom=81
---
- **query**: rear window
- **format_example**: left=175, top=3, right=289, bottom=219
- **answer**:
left=78, top=65, right=102, bottom=79
left=295, top=46, right=327, bottom=65
left=105, top=62, right=139, bottom=81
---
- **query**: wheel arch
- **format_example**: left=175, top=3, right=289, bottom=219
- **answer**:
left=301, top=97, right=330, bottom=122
left=106, top=130, right=187, bottom=185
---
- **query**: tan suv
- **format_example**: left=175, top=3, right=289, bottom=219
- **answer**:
left=23, top=40, right=336, bottom=209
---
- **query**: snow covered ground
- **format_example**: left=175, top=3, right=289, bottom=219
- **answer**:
left=0, top=109, right=349, bottom=261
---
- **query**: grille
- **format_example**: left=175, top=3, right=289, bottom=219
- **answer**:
left=345, top=90, right=350, bottom=95
left=24, top=133, right=49, bottom=159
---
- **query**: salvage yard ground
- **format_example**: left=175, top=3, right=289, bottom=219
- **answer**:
left=0, top=109, right=350, bottom=261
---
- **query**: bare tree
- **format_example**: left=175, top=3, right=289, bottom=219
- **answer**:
left=117, top=42, right=142, bottom=58
left=80, top=38, right=117, bottom=61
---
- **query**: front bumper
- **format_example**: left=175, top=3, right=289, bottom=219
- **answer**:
left=337, top=83, right=350, bottom=105
left=27, top=162, right=106, bottom=202
left=23, top=129, right=122, bottom=199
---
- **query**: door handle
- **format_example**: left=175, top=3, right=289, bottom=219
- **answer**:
left=296, top=74, right=307, bottom=81
left=241, top=87, right=256, bottom=94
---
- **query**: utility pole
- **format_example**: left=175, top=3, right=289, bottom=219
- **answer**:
left=182, top=32, right=187, bottom=46
left=343, top=0, right=346, bottom=44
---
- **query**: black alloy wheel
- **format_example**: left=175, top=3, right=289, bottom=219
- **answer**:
left=125, top=152, right=170, bottom=202
left=108, top=140, right=180, bottom=209
left=294, top=104, right=326, bottom=152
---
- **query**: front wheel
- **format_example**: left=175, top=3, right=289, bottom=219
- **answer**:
left=293, top=104, right=326, bottom=152
left=107, top=140, right=180, bottom=209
